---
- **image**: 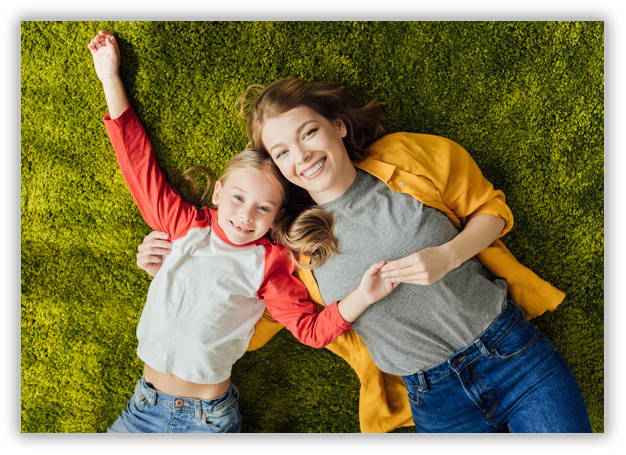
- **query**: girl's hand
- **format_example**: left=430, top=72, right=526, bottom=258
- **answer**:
left=136, top=231, right=173, bottom=278
left=380, top=245, right=456, bottom=286
left=358, top=261, right=399, bottom=305
left=87, top=30, right=120, bottom=84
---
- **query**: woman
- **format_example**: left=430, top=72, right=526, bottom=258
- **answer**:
left=138, top=78, right=592, bottom=433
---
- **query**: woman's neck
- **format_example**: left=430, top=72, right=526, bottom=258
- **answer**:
left=310, top=162, right=358, bottom=205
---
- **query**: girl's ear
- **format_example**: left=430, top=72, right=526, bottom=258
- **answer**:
left=212, top=181, right=223, bottom=206
left=333, top=118, right=347, bottom=139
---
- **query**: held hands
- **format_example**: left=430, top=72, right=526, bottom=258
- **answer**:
left=136, top=231, right=173, bottom=278
left=357, top=261, right=399, bottom=305
left=87, top=30, right=121, bottom=84
left=380, top=244, right=457, bottom=286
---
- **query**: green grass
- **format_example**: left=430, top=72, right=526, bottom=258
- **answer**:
left=21, top=21, right=604, bottom=433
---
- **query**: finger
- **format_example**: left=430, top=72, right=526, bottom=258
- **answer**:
left=137, top=254, right=163, bottom=265
left=108, top=36, right=120, bottom=56
left=144, top=231, right=169, bottom=242
left=364, top=261, right=386, bottom=276
left=381, top=255, right=416, bottom=273
left=384, top=268, right=423, bottom=280
left=138, top=244, right=172, bottom=255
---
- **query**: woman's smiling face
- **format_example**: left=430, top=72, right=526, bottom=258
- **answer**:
left=260, top=105, right=357, bottom=205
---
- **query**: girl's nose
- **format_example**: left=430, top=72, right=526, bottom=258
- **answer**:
left=239, top=207, right=253, bottom=221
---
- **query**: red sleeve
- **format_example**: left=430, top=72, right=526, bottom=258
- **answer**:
left=103, top=106, right=211, bottom=240
left=258, top=243, right=353, bottom=349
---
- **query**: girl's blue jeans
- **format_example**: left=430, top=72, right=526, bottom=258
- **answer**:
left=402, top=300, right=593, bottom=433
left=107, top=376, right=242, bottom=433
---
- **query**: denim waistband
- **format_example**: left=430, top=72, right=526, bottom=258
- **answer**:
left=136, top=376, right=239, bottom=418
left=402, top=300, right=527, bottom=390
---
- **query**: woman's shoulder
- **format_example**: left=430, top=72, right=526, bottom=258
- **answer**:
left=367, top=132, right=458, bottom=155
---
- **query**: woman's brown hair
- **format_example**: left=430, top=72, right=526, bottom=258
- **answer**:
left=236, top=78, right=385, bottom=162
left=236, top=78, right=386, bottom=268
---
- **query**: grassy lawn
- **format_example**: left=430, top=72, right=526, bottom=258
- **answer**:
left=21, top=21, right=603, bottom=433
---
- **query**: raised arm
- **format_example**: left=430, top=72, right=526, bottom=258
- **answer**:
left=88, top=31, right=129, bottom=119
left=89, top=31, right=208, bottom=240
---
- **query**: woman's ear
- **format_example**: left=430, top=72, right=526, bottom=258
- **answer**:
left=212, top=180, right=223, bottom=206
left=334, top=118, right=348, bottom=139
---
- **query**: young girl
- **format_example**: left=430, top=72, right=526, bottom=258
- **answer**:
left=88, top=31, right=396, bottom=433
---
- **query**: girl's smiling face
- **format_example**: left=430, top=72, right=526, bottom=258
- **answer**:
left=260, top=105, right=357, bottom=205
left=212, top=168, right=284, bottom=245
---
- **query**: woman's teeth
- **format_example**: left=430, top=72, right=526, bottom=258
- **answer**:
left=302, top=158, right=326, bottom=177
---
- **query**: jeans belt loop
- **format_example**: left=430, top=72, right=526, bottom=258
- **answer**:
left=474, top=338, right=493, bottom=358
left=417, top=371, right=428, bottom=393
left=195, top=399, right=202, bottom=420
left=143, top=379, right=157, bottom=407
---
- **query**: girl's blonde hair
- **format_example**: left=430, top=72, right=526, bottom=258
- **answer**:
left=235, top=78, right=386, bottom=269
left=163, top=149, right=290, bottom=212
left=270, top=206, right=340, bottom=270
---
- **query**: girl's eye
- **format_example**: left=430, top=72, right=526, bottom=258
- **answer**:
left=234, top=195, right=243, bottom=202
left=276, top=150, right=287, bottom=159
left=258, top=206, right=271, bottom=213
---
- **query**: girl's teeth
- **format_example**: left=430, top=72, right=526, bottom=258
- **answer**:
left=303, top=158, right=325, bottom=177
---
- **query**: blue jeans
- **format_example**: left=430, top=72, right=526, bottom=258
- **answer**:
left=402, top=300, right=592, bottom=433
left=107, top=376, right=242, bottom=433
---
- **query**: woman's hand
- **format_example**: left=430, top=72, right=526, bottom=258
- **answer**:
left=87, top=30, right=121, bottom=84
left=380, top=245, right=455, bottom=286
left=136, top=231, right=173, bottom=278
left=381, top=214, right=507, bottom=286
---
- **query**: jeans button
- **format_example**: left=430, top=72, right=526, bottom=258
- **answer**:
left=175, top=399, right=183, bottom=407
left=451, top=358, right=459, bottom=368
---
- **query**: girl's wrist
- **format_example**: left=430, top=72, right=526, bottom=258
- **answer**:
left=100, top=74, right=122, bottom=88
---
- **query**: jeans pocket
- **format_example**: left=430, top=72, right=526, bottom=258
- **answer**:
left=201, top=404, right=240, bottom=433
left=490, top=320, right=539, bottom=361
left=132, top=383, right=148, bottom=408
left=406, top=386, right=423, bottom=407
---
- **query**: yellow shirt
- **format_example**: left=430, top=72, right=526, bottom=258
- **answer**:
left=247, top=132, right=565, bottom=433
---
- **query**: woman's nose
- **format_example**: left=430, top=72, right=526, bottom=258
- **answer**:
left=294, top=146, right=312, bottom=164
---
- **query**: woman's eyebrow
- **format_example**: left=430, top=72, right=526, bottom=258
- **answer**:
left=268, top=120, right=317, bottom=153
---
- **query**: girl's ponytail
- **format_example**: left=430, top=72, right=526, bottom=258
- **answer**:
left=271, top=206, right=340, bottom=270
left=162, top=165, right=213, bottom=210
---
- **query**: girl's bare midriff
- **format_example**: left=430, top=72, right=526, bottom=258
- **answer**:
left=143, top=364, right=231, bottom=401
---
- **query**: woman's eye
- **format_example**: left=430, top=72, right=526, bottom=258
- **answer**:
left=276, top=150, right=287, bottom=159
left=303, top=128, right=318, bottom=139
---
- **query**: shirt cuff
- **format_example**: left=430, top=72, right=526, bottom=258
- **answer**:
left=102, top=104, right=135, bottom=127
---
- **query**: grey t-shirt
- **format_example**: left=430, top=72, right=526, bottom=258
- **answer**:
left=313, top=169, right=507, bottom=376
